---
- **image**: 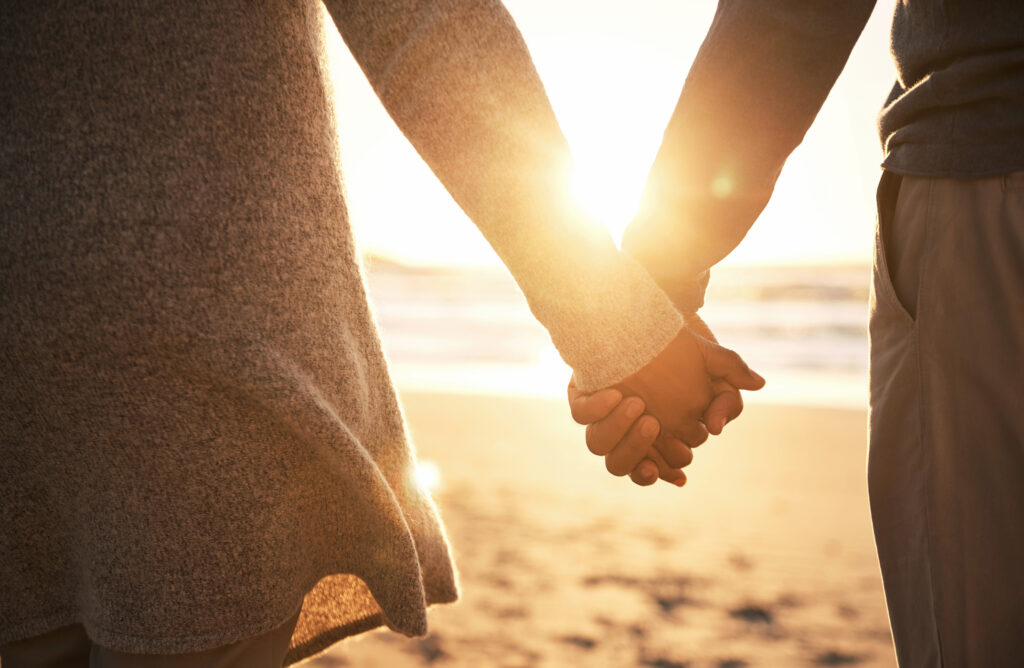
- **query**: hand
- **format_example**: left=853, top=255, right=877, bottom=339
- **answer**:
left=682, top=311, right=751, bottom=434
left=568, top=380, right=691, bottom=487
left=615, top=323, right=763, bottom=442
left=614, top=314, right=757, bottom=485
left=569, top=318, right=764, bottom=486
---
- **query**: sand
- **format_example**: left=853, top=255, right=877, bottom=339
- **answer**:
left=307, top=391, right=895, bottom=668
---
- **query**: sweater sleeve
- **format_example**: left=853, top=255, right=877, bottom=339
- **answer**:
left=622, top=0, right=876, bottom=311
left=322, top=0, right=684, bottom=392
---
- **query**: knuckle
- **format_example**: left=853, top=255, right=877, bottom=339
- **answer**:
left=665, top=445, right=693, bottom=469
left=605, top=455, right=629, bottom=477
left=662, top=417, right=688, bottom=438
left=570, top=401, right=590, bottom=425
left=631, top=471, right=656, bottom=486
left=585, top=425, right=604, bottom=455
left=612, top=401, right=637, bottom=428
left=635, top=416, right=659, bottom=442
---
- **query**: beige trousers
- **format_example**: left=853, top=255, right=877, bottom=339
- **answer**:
left=0, top=613, right=299, bottom=668
left=869, top=171, right=1024, bottom=667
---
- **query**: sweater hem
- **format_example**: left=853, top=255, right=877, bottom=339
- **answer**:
left=0, top=575, right=458, bottom=659
left=882, top=145, right=1024, bottom=180
left=0, top=610, right=81, bottom=650
left=283, top=589, right=458, bottom=666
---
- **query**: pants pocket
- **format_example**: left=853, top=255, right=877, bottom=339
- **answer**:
left=873, top=171, right=923, bottom=323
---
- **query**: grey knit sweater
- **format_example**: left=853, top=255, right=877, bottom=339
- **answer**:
left=0, top=0, right=683, bottom=662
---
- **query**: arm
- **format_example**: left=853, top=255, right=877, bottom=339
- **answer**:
left=571, top=315, right=763, bottom=487
left=323, top=0, right=683, bottom=392
left=624, top=0, right=877, bottom=310
left=572, top=1, right=872, bottom=481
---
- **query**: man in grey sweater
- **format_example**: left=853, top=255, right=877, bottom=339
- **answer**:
left=580, top=1, right=1024, bottom=665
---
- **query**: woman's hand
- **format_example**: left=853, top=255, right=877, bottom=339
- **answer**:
left=568, top=318, right=764, bottom=486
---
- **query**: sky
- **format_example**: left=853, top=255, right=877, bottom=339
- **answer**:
left=325, top=1, right=897, bottom=268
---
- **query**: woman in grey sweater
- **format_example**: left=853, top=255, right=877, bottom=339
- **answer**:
left=1, top=1, right=762, bottom=665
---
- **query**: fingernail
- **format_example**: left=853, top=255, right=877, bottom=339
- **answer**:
left=607, top=389, right=623, bottom=404
left=717, top=416, right=727, bottom=432
left=673, top=474, right=687, bottom=488
left=640, top=417, right=659, bottom=438
left=626, top=399, right=644, bottom=419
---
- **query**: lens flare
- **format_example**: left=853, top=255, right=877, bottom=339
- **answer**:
left=414, top=459, right=443, bottom=493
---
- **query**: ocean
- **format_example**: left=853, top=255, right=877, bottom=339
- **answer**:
left=364, top=258, right=872, bottom=409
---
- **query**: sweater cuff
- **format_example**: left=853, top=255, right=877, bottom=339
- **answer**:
left=520, top=233, right=685, bottom=394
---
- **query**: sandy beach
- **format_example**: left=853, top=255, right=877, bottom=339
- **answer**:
left=307, top=391, right=895, bottom=667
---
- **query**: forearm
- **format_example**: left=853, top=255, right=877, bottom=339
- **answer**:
left=625, top=0, right=876, bottom=310
left=327, top=0, right=684, bottom=390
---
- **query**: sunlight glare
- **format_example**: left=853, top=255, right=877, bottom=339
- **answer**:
left=536, top=343, right=571, bottom=386
left=711, top=172, right=735, bottom=198
left=571, top=159, right=645, bottom=242
left=415, top=459, right=443, bottom=493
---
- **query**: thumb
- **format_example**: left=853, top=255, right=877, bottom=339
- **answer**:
left=702, top=380, right=744, bottom=435
left=700, top=340, right=765, bottom=391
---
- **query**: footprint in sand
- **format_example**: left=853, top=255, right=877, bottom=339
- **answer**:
left=728, top=604, right=773, bottom=626
left=814, top=649, right=865, bottom=665
left=639, top=658, right=690, bottom=668
left=558, top=635, right=598, bottom=650
left=717, top=660, right=750, bottom=668
left=406, top=634, right=446, bottom=664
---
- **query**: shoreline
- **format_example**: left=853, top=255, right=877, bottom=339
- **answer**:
left=386, top=368, right=870, bottom=411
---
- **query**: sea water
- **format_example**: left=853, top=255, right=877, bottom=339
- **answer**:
left=365, top=259, right=871, bottom=409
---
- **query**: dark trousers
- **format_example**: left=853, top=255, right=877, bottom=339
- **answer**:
left=869, top=171, right=1024, bottom=666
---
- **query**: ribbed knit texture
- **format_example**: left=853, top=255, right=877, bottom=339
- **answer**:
left=0, top=0, right=683, bottom=662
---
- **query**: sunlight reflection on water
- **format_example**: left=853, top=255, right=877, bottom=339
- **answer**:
left=366, top=260, right=871, bottom=409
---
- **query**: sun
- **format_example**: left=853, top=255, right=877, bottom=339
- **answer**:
left=571, top=156, right=646, bottom=243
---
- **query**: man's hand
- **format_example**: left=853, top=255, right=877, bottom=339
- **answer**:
left=569, top=319, right=764, bottom=486
left=683, top=311, right=751, bottom=435
left=615, top=328, right=715, bottom=446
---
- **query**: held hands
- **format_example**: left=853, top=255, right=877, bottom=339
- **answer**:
left=568, top=314, right=764, bottom=487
